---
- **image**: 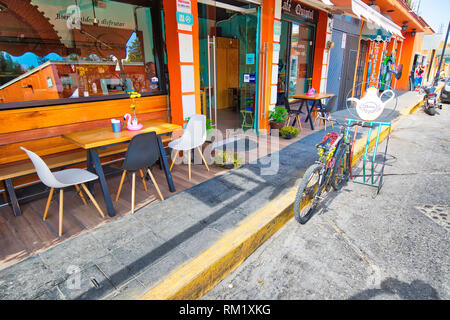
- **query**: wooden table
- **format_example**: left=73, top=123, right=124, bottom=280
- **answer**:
left=63, top=120, right=182, bottom=217
left=291, top=93, right=334, bottom=130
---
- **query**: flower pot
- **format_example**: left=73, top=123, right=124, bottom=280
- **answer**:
left=269, top=121, right=284, bottom=131
left=282, top=133, right=295, bottom=139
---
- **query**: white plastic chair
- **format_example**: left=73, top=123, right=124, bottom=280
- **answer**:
left=20, top=147, right=105, bottom=236
left=168, top=114, right=209, bottom=180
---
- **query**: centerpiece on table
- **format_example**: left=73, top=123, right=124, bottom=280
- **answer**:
left=124, top=91, right=143, bottom=131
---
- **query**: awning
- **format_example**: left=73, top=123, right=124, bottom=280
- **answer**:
left=332, top=0, right=404, bottom=39
left=361, top=24, right=393, bottom=42
left=293, top=1, right=404, bottom=39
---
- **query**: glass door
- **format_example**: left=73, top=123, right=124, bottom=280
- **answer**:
left=288, top=22, right=315, bottom=97
left=198, top=1, right=218, bottom=127
left=198, top=0, right=260, bottom=131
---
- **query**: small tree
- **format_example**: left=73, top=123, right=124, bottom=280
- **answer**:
left=127, top=38, right=142, bottom=62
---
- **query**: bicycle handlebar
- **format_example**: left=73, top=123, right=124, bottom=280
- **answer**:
left=318, top=117, right=373, bottom=128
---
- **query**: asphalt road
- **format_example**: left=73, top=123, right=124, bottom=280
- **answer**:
left=203, top=104, right=450, bottom=300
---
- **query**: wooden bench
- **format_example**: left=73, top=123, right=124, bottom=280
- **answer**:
left=0, top=95, right=172, bottom=217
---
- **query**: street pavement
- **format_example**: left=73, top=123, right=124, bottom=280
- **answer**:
left=204, top=104, right=450, bottom=300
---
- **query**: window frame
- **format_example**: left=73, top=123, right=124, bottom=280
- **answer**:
left=0, top=0, right=168, bottom=111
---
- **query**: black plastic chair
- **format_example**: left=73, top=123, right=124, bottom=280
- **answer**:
left=284, top=98, right=303, bottom=131
left=314, top=95, right=337, bottom=130
left=116, top=132, right=164, bottom=213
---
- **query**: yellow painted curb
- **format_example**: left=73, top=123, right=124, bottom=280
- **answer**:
left=140, top=187, right=297, bottom=300
left=139, top=95, right=426, bottom=301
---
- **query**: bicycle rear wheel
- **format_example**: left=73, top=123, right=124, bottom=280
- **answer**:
left=294, top=164, right=323, bottom=224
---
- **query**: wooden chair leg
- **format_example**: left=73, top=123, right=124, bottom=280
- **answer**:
left=139, top=169, right=148, bottom=192
left=329, top=114, right=334, bottom=128
left=147, top=169, right=164, bottom=201
left=295, top=115, right=302, bottom=131
left=197, top=147, right=210, bottom=171
left=131, top=172, right=136, bottom=213
left=58, top=189, right=63, bottom=237
left=187, top=149, right=191, bottom=181
left=74, top=184, right=87, bottom=205
left=116, top=170, right=127, bottom=201
left=80, top=184, right=105, bottom=218
left=43, top=187, right=54, bottom=221
left=314, top=113, right=319, bottom=126
left=170, top=151, right=178, bottom=171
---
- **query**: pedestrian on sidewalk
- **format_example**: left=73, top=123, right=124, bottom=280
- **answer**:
left=414, top=64, right=425, bottom=91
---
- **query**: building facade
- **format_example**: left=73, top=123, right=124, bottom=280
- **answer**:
left=0, top=0, right=433, bottom=137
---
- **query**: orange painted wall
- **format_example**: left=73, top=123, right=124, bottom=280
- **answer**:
left=312, top=10, right=328, bottom=91
left=162, top=0, right=201, bottom=126
left=258, top=0, right=275, bottom=131
left=162, top=0, right=184, bottom=126
left=397, top=33, right=424, bottom=90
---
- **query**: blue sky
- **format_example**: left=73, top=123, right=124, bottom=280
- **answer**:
left=417, top=0, right=450, bottom=36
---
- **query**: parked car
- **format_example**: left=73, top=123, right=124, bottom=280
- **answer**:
left=440, top=78, right=450, bottom=104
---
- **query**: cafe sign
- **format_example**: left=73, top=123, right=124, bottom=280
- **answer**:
left=281, top=0, right=317, bottom=23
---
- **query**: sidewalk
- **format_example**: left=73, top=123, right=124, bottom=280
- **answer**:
left=0, top=90, right=425, bottom=300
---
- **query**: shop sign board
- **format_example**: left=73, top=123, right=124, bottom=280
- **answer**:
left=177, top=0, right=192, bottom=31
left=177, top=12, right=193, bottom=26
left=244, top=74, right=257, bottom=83
left=281, top=0, right=317, bottom=23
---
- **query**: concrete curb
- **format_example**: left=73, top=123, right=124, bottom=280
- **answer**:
left=139, top=94, right=426, bottom=300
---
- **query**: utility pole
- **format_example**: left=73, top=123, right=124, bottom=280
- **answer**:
left=434, top=21, right=450, bottom=86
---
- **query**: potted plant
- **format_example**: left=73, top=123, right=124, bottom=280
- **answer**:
left=280, top=125, right=299, bottom=139
left=268, top=106, right=288, bottom=131
left=213, top=151, right=242, bottom=169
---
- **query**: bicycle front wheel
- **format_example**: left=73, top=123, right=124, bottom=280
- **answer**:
left=331, top=145, right=350, bottom=191
left=294, top=164, right=323, bottom=224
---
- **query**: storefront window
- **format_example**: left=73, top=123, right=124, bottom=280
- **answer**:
left=277, top=20, right=315, bottom=105
left=277, top=1, right=317, bottom=104
left=0, top=0, right=162, bottom=106
left=288, top=23, right=314, bottom=97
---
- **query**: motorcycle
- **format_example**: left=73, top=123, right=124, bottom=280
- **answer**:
left=419, top=85, right=442, bottom=116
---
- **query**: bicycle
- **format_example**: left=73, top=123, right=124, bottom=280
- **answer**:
left=294, top=118, right=373, bottom=224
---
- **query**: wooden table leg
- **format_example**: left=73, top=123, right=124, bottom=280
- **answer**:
left=4, top=178, right=21, bottom=217
left=157, top=135, right=176, bottom=192
left=89, top=148, right=115, bottom=217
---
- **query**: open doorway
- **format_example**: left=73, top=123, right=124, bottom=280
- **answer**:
left=198, top=0, right=260, bottom=132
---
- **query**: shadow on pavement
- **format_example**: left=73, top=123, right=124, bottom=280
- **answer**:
left=348, top=277, right=440, bottom=300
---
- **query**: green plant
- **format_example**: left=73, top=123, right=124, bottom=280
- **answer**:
left=206, top=119, right=214, bottom=131
left=268, top=106, right=288, bottom=123
left=213, top=151, right=242, bottom=169
left=184, top=117, right=214, bottom=131
left=280, top=125, right=299, bottom=138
